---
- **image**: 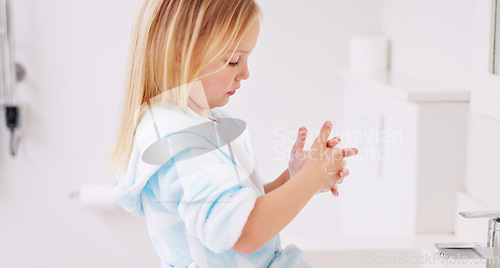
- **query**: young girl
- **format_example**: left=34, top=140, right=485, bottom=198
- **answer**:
left=108, top=0, right=358, bottom=267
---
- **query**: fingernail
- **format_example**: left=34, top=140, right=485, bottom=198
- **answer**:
left=340, top=171, right=344, bottom=177
left=325, top=121, right=332, bottom=128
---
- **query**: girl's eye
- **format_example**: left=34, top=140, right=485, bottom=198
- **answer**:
left=226, top=61, right=239, bottom=67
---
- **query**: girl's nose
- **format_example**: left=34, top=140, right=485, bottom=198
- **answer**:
left=238, top=65, right=250, bottom=81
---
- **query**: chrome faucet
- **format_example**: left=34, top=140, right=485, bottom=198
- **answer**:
left=436, top=211, right=500, bottom=268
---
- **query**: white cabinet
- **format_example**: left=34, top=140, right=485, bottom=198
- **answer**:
left=338, top=70, right=469, bottom=236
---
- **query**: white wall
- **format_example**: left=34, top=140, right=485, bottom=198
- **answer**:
left=383, top=0, right=475, bottom=91
left=0, top=1, right=159, bottom=267
left=0, top=0, right=383, bottom=267
left=383, top=0, right=500, bottom=211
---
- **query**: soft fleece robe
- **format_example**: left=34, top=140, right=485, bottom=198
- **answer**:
left=113, top=101, right=311, bottom=268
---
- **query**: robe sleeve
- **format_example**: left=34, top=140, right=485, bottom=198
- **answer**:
left=161, top=142, right=258, bottom=254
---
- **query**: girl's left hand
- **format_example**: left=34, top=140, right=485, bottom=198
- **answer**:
left=287, top=127, right=309, bottom=178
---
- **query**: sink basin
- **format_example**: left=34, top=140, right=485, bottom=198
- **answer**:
left=303, top=248, right=446, bottom=268
left=285, top=233, right=488, bottom=267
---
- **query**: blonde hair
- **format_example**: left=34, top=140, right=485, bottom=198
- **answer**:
left=107, top=0, right=262, bottom=176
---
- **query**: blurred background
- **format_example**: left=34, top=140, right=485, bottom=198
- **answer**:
left=1, top=0, right=499, bottom=267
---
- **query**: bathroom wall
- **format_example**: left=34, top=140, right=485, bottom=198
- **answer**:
left=383, top=0, right=500, bottom=210
left=0, top=1, right=161, bottom=267
left=0, top=0, right=383, bottom=267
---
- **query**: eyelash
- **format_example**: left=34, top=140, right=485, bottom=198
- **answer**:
left=226, top=61, right=239, bottom=67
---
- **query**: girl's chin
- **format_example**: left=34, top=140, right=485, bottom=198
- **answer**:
left=217, top=97, right=230, bottom=106
left=208, top=97, right=229, bottom=108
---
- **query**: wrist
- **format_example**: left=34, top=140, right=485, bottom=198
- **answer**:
left=284, top=168, right=292, bottom=181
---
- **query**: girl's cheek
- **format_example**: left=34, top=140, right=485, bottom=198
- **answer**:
left=220, top=74, right=234, bottom=87
left=208, top=70, right=233, bottom=89
left=206, top=78, right=231, bottom=92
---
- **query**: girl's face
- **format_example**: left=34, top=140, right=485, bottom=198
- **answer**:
left=190, top=19, right=260, bottom=110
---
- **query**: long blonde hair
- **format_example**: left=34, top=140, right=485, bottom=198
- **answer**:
left=107, top=0, right=262, bottom=175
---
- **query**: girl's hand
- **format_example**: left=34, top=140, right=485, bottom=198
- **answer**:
left=288, top=125, right=357, bottom=197
left=318, top=137, right=352, bottom=196
left=288, top=126, right=343, bottom=178
left=305, top=121, right=358, bottom=193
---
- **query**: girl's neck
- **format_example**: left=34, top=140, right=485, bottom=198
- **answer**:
left=187, top=97, right=210, bottom=119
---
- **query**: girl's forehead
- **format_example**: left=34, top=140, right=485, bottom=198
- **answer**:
left=225, top=20, right=259, bottom=55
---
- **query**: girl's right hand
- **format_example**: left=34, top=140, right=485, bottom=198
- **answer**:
left=304, top=121, right=358, bottom=191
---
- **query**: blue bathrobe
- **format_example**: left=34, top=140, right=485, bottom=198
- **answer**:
left=112, top=101, right=311, bottom=268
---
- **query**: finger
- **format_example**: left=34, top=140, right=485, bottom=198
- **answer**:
left=337, top=168, right=349, bottom=184
left=327, top=173, right=343, bottom=186
left=316, top=121, right=333, bottom=146
left=326, top=137, right=341, bottom=148
left=342, top=148, right=359, bottom=158
left=330, top=188, right=338, bottom=196
left=292, top=127, right=307, bottom=153
left=296, top=127, right=308, bottom=149
left=343, top=168, right=350, bottom=177
left=330, top=185, right=339, bottom=196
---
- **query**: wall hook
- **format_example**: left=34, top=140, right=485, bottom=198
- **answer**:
left=5, top=105, right=19, bottom=156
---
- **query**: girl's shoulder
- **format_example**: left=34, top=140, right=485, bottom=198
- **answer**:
left=136, top=102, right=201, bottom=135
